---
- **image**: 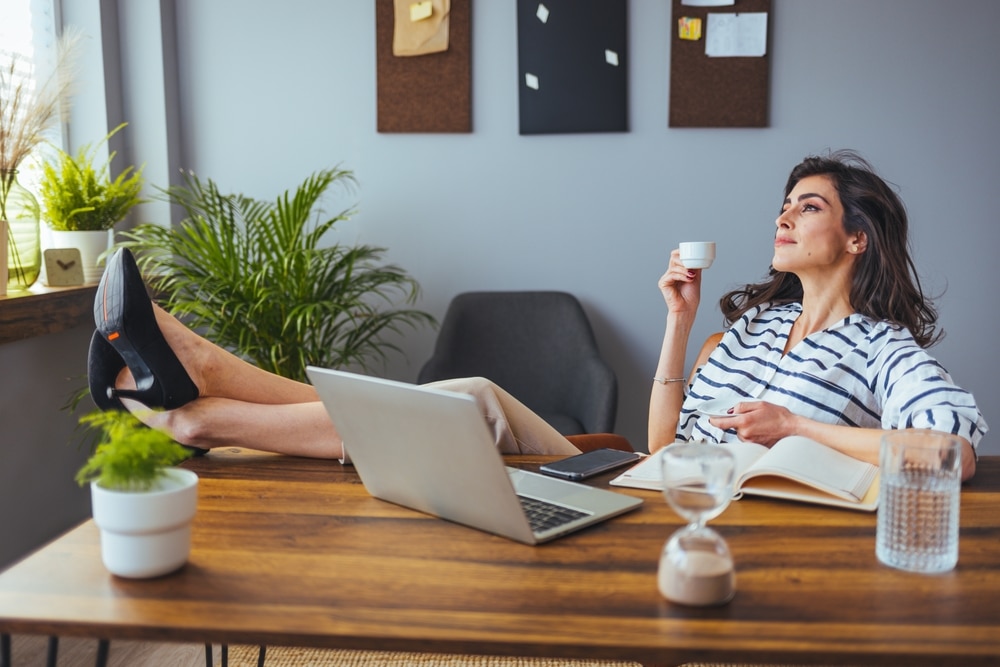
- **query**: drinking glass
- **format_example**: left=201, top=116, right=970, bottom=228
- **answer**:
left=876, top=431, right=962, bottom=573
left=657, top=443, right=736, bottom=605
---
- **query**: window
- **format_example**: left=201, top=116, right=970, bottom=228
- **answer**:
left=0, top=0, right=63, bottom=192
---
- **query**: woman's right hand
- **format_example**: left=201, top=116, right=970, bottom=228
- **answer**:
left=658, top=249, right=702, bottom=317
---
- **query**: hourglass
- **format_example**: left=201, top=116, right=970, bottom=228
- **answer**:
left=658, top=443, right=737, bottom=606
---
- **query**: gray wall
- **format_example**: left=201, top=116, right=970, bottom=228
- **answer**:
left=167, top=0, right=999, bottom=452
left=2, top=0, right=998, bottom=567
left=0, top=326, right=92, bottom=568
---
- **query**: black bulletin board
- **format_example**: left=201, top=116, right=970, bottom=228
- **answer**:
left=516, top=0, right=628, bottom=135
left=375, top=0, right=472, bottom=133
left=668, top=0, right=771, bottom=128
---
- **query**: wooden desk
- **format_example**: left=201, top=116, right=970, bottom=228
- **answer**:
left=1, top=451, right=998, bottom=666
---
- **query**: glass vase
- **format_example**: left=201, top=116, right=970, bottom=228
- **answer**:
left=1, top=170, right=42, bottom=291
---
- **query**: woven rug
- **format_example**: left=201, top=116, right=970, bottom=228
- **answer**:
left=219, top=645, right=852, bottom=667
left=220, top=645, right=641, bottom=666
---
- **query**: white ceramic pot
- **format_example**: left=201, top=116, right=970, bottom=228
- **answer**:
left=90, top=467, right=199, bottom=578
left=49, top=229, right=113, bottom=284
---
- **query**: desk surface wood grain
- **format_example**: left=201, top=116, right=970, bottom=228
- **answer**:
left=1, top=450, right=998, bottom=667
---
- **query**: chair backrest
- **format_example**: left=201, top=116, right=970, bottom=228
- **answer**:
left=418, top=291, right=617, bottom=435
left=690, top=331, right=725, bottom=385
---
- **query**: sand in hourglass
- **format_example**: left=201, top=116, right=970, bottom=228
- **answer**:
left=658, top=548, right=735, bottom=606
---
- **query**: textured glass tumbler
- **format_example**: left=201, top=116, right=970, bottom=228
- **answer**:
left=876, top=431, right=961, bottom=573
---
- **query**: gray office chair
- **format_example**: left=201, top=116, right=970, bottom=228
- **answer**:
left=418, top=291, right=617, bottom=435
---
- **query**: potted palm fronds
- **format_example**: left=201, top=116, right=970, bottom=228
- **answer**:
left=76, top=410, right=198, bottom=578
left=117, top=166, right=436, bottom=382
left=39, top=122, right=144, bottom=284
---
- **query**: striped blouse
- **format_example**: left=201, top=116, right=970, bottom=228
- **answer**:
left=678, top=302, right=988, bottom=450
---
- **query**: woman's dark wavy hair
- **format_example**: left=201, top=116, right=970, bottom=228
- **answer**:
left=719, top=149, right=940, bottom=348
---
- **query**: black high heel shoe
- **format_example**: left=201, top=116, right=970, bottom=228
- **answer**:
left=94, top=248, right=200, bottom=410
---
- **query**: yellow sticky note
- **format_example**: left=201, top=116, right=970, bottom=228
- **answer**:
left=678, top=17, right=702, bottom=41
left=410, top=1, right=433, bottom=22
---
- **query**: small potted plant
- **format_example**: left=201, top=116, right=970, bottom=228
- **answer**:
left=75, top=410, right=198, bottom=578
left=39, top=122, right=144, bottom=284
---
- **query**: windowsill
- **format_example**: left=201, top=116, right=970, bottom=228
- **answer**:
left=0, top=283, right=98, bottom=345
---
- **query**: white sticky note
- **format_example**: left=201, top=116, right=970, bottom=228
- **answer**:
left=536, top=4, right=549, bottom=23
left=409, top=1, right=432, bottom=22
left=706, top=12, right=768, bottom=57
left=525, top=73, right=539, bottom=90
left=605, top=49, right=619, bottom=66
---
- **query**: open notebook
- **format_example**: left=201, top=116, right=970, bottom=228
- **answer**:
left=306, top=367, right=643, bottom=544
left=611, top=436, right=880, bottom=512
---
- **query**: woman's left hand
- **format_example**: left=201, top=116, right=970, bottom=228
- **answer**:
left=708, top=401, right=798, bottom=446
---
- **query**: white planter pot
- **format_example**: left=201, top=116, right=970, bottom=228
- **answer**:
left=49, top=229, right=113, bottom=284
left=90, top=468, right=199, bottom=579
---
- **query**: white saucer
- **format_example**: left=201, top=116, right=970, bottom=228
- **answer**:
left=695, top=398, right=736, bottom=417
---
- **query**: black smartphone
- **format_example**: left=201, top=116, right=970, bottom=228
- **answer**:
left=539, top=448, right=644, bottom=481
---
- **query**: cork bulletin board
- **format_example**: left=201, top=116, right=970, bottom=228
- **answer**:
left=375, top=0, right=472, bottom=133
left=668, top=0, right=771, bottom=128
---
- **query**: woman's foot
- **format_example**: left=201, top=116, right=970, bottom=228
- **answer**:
left=94, top=248, right=199, bottom=410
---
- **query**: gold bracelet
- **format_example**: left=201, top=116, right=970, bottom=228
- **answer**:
left=653, top=376, right=686, bottom=384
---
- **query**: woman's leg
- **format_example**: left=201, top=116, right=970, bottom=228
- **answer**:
left=116, top=310, right=574, bottom=459
left=425, top=377, right=581, bottom=455
left=127, top=396, right=343, bottom=459
left=148, top=304, right=319, bottom=405
left=112, top=304, right=342, bottom=457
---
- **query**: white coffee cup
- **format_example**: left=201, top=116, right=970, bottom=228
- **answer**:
left=679, top=242, right=716, bottom=270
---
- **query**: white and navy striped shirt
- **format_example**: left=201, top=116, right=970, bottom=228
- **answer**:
left=679, top=302, right=988, bottom=449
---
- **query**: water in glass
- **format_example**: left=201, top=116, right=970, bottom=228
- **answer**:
left=876, top=431, right=961, bottom=573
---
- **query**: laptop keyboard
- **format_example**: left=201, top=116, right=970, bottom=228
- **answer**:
left=518, top=495, right=589, bottom=533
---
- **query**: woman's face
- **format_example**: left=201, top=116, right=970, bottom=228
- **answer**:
left=773, top=174, right=858, bottom=275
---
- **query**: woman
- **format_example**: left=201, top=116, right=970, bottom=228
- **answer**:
left=87, top=247, right=579, bottom=459
left=649, top=150, right=987, bottom=480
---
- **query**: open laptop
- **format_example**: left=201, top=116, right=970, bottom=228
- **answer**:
left=306, top=367, right=643, bottom=545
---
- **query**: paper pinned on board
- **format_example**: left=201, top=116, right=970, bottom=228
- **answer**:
left=678, top=17, right=703, bottom=41
left=706, top=12, right=767, bottom=57
left=409, top=1, right=433, bottom=22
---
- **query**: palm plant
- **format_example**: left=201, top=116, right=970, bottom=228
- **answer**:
left=117, top=167, right=435, bottom=382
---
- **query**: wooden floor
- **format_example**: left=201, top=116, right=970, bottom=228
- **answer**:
left=6, top=634, right=220, bottom=666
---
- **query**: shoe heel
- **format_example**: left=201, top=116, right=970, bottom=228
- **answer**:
left=88, top=331, right=127, bottom=411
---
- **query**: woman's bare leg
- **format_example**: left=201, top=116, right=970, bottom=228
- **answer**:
left=148, top=304, right=319, bottom=404
left=127, top=396, right=343, bottom=458
left=111, top=304, right=341, bottom=457
left=113, top=309, right=572, bottom=459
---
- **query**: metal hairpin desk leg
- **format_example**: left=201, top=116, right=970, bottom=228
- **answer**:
left=1, top=633, right=10, bottom=667
left=258, top=644, right=267, bottom=666
left=94, top=639, right=110, bottom=667
left=46, top=636, right=58, bottom=667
